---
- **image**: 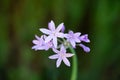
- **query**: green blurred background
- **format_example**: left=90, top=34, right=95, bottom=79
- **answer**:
left=0, top=0, right=120, bottom=80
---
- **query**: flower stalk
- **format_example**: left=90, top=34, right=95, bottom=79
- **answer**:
left=69, top=46, right=78, bottom=80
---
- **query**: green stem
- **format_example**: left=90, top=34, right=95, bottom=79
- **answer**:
left=69, top=46, right=78, bottom=80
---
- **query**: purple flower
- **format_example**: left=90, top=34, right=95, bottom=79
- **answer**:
left=40, top=20, right=64, bottom=48
left=49, top=45, right=74, bottom=68
left=32, top=35, right=45, bottom=51
left=43, top=35, right=53, bottom=50
left=79, top=34, right=90, bottom=43
left=65, top=30, right=81, bottom=48
left=32, top=35, right=53, bottom=51
left=79, top=44, right=90, bottom=53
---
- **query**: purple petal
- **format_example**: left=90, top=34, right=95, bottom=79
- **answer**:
left=37, top=46, right=46, bottom=50
left=47, top=42, right=53, bottom=47
left=70, top=40, right=76, bottom=48
left=40, top=28, right=51, bottom=35
left=45, top=36, right=53, bottom=43
left=32, top=45, right=45, bottom=51
left=63, top=57, right=70, bottom=67
left=65, top=53, right=74, bottom=57
left=44, top=42, right=53, bottom=50
left=35, top=35, right=41, bottom=40
left=53, top=37, right=57, bottom=48
left=60, top=45, right=66, bottom=53
left=69, top=30, right=74, bottom=34
left=56, top=33, right=64, bottom=38
left=56, top=23, right=64, bottom=32
left=74, top=37, right=81, bottom=43
left=61, top=25, right=65, bottom=32
left=74, top=32, right=81, bottom=37
left=52, top=48, right=59, bottom=53
left=32, top=40, right=41, bottom=44
left=48, top=20, right=55, bottom=31
left=79, top=44, right=90, bottom=53
left=32, top=45, right=37, bottom=50
left=49, top=54, right=58, bottom=59
left=79, top=34, right=90, bottom=43
left=44, top=46, right=49, bottom=51
left=56, top=58, right=62, bottom=68
left=64, top=34, right=69, bottom=38
left=43, top=35, right=47, bottom=39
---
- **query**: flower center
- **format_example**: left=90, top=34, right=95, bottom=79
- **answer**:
left=59, top=52, right=65, bottom=58
left=68, top=34, right=75, bottom=39
left=52, top=31, right=57, bottom=36
left=48, top=42, right=52, bottom=47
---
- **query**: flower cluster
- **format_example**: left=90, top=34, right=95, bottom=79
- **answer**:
left=32, top=20, right=90, bottom=68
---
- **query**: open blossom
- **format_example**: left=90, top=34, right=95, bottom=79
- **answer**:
left=32, top=35, right=44, bottom=51
left=40, top=20, right=64, bottom=48
left=65, top=30, right=81, bottom=48
left=32, top=35, right=53, bottom=51
left=49, top=45, right=74, bottom=68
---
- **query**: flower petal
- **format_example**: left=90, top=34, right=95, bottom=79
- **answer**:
left=56, top=33, right=64, bottom=38
left=37, top=46, right=46, bottom=50
left=45, top=36, right=53, bottom=43
left=32, top=45, right=37, bottom=50
left=74, top=37, right=81, bottom=43
left=43, top=35, right=47, bottom=39
left=56, top=23, right=64, bottom=32
left=35, top=35, right=41, bottom=40
left=32, top=45, right=45, bottom=51
left=74, top=32, right=81, bottom=37
left=60, top=45, right=66, bottom=53
left=40, top=28, right=51, bottom=35
left=69, top=30, right=74, bottom=34
left=48, top=20, right=55, bottom=31
left=63, top=57, right=70, bottom=67
left=32, top=40, right=41, bottom=44
left=56, top=58, right=62, bottom=68
left=70, top=40, right=76, bottom=48
left=65, top=53, right=74, bottom=57
left=64, top=34, right=69, bottom=38
left=52, top=48, right=59, bottom=53
left=79, top=34, right=90, bottom=43
left=61, top=25, right=65, bottom=32
left=49, top=54, right=58, bottom=59
left=53, top=37, right=57, bottom=48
